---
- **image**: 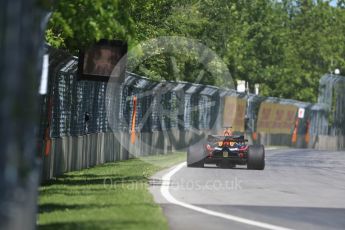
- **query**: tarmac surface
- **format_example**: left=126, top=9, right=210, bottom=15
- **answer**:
left=149, top=148, right=345, bottom=230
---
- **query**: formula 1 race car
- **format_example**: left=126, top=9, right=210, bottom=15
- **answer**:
left=187, top=133, right=265, bottom=170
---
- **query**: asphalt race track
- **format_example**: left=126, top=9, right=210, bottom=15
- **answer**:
left=150, top=148, right=345, bottom=230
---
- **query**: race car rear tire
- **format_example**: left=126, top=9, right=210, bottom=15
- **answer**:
left=187, top=140, right=206, bottom=168
left=247, top=145, right=265, bottom=170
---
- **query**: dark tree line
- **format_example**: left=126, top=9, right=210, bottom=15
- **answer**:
left=47, top=0, right=345, bottom=102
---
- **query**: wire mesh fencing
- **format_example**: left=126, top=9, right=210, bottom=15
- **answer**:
left=39, top=48, right=345, bottom=179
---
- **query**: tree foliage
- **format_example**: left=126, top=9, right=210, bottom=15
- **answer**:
left=46, top=0, right=345, bottom=102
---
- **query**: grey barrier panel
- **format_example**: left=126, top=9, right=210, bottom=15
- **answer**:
left=185, top=84, right=206, bottom=130
left=246, top=94, right=266, bottom=133
left=199, top=85, right=220, bottom=130
left=172, top=82, right=190, bottom=130
left=317, top=74, right=345, bottom=136
left=151, top=82, right=170, bottom=131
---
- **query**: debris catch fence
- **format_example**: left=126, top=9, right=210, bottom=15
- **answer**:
left=39, top=48, right=345, bottom=179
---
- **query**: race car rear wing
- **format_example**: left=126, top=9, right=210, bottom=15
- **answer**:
left=207, top=135, right=248, bottom=142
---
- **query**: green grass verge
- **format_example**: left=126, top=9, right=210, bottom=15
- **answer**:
left=38, top=152, right=186, bottom=230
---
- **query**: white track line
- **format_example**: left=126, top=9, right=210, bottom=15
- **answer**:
left=160, top=162, right=293, bottom=230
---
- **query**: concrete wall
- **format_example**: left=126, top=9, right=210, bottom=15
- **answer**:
left=41, top=129, right=344, bottom=180
left=311, top=135, right=345, bottom=151
left=41, top=128, right=217, bottom=180
left=42, top=132, right=124, bottom=180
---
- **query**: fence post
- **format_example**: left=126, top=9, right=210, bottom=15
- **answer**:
left=0, top=0, right=49, bottom=229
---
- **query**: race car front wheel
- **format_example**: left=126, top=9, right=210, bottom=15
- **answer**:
left=247, top=145, right=265, bottom=170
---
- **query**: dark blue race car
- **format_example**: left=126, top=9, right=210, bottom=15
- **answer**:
left=187, top=134, right=265, bottom=170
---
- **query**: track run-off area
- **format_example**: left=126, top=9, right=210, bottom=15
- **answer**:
left=150, top=148, right=345, bottom=230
